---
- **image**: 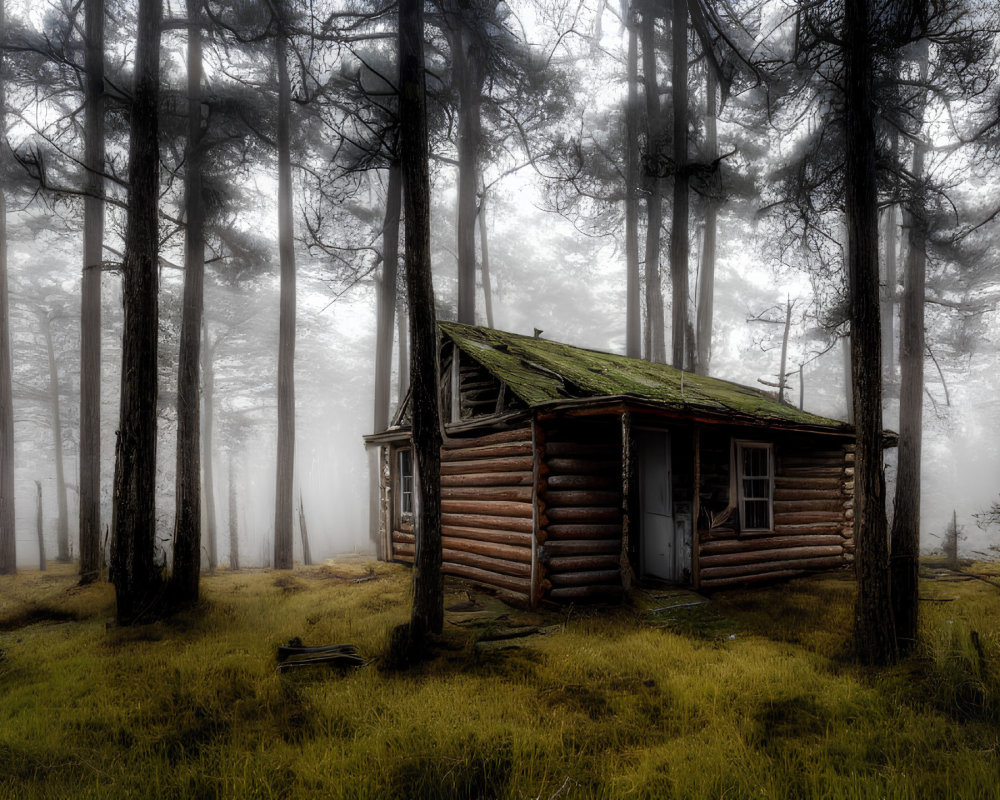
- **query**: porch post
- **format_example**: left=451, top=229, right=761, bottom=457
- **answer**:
left=620, top=411, right=636, bottom=591
left=692, top=424, right=701, bottom=590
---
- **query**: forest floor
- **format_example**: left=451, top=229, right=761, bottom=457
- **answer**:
left=1, top=558, right=999, bottom=799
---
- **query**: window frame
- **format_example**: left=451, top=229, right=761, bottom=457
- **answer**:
left=396, top=446, right=415, bottom=525
left=735, top=440, right=774, bottom=533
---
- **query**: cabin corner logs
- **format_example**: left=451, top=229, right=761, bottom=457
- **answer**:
left=384, top=411, right=855, bottom=607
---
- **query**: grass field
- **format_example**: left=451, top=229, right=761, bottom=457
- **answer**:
left=2, top=559, right=999, bottom=799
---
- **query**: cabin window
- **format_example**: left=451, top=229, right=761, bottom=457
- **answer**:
left=736, top=441, right=773, bottom=532
left=398, top=448, right=414, bottom=519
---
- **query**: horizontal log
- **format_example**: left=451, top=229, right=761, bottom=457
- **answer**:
left=441, top=513, right=533, bottom=533
left=443, top=428, right=532, bottom=448
left=442, top=548, right=531, bottom=578
left=548, top=569, right=622, bottom=587
left=546, top=554, right=621, bottom=572
left=546, top=474, right=619, bottom=491
left=778, top=467, right=844, bottom=478
left=546, top=506, right=622, bottom=524
left=547, top=523, right=622, bottom=540
left=545, top=490, right=621, bottom=508
left=541, top=539, right=621, bottom=557
left=442, top=485, right=533, bottom=502
left=442, top=537, right=532, bottom=563
left=699, top=534, right=845, bottom=554
left=442, top=525, right=533, bottom=548
left=546, top=458, right=621, bottom=475
left=700, top=569, right=803, bottom=589
left=492, top=589, right=532, bottom=610
left=544, top=442, right=620, bottom=458
left=441, top=471, right=533, bottom=487
left=393, top=531, right=415, bottom=545
left=773, top=511, right=844, bottom=525
left=393, top=542, right=414, bottom=558
left=548, top=584, right=624, bottom=601
left=441, top=442, right=533, bottom=461
left=773, top=476, right=843, bottom=490
left=699, top=554, right=844, bottom=581
left=773, top=488, right=843, bottom=501
left=699, top=545, right=844, bottom=568
left=440, top=499, right=533, bottom=519
left=441, top=562, right=532, bottom=594
left=778, top=456, right=845, bottom=468
left=441, top=456, right=534, bottom=475
left=773, top=499, right=846, bottom=513
left=773, top=522, right=842, bottom=534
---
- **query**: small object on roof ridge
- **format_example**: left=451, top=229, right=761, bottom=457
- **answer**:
left=534, top=328, right=543, bottom=338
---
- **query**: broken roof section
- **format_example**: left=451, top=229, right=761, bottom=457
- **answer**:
left=440, top=321, right=852, bottom=432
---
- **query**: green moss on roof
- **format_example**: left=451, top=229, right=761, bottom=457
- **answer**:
left=440, top=321, right=850, bottom=431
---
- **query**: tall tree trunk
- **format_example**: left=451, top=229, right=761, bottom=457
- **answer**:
left=298, top=492, right=311, bottom=566
left=777, top=298, right=792, bottom=404
left=79, top=0, right=105, bottom=583
left=273, top=7, right=296, bottom=571
left=39, top=313, right=69, bottom=561
left=374, top=162, right=402, bottom=433
left=170, top=0, right=206, bottom=605
left=228, top=449, right=239, bottom=570
left=890, top=40, right=929, bottom=657
left=641, top=12, right=666, bottom=363
left=397, top=297, right=409, bottom=403
left=453, top=25, right=484, bottom=326
left=398, top=0, right=443, bottom=654
left=35, top=481, right=45, bottom=571
left=669, top=0, right=690, bottom=370
left=624, top=8, right=641, bottom=359
left=478, top=187, right=494, bottom=328
left=844, top=0, right=895, bottom=666
left=111, top=0, right=163, bottom=624
left=0, top=0, right=14, bottom=576
left=695, top=65, right=717, bottom=376
left=202, top=324, right=217, bottom=571
left=881, top=128, right=899, bottom=393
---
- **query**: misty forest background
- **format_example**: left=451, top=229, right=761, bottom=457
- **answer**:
left=1, top=0, right=1000, bottom=579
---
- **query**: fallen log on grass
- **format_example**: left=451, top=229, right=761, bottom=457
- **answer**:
left=277, top=641, right=365, bottom=671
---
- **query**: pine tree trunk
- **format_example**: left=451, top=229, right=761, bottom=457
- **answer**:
left=890, top=40, right=929, bottom=657
left=111, top=0, right=163, bottom=624
left=881, top=128, right=899, bottom=393
left=40, top=313, right=69, bottom=561
left=36, top=481, right=45, bottom=571
left=273, top=7, right=296, bottom=571
left=624, top=9, right=641, bottom=359
left=374, top=162, right=401, bottom=433
left=695, top=66, right=717, bottom=376
left=397, top=297, right=409, bottom=403
left=478, top=188, right=494, bottom=329
left=778, top=299, right=792, bottom=404
left=79, top=0, right=105, bottom=584
left=398, top=0, right=443, bottom=650
left=669, top=0, right=690, bottom=370
left=202, top=324, right=217, bottom=571
left=0, top=0, right=15, bottom=576
left=640, top=12, right=666, bottom=363
left=228, top=450, right=239, bottom=570
left=170, top=0, right=206, bottom=605
left=844, top=0, right=895, bottom=666
left=298, top=492, right=312, bottom=566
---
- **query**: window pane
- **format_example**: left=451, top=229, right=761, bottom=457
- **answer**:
left=745, top=499, right=769, bottom=529
left=399, top=450, right=414, bottom=515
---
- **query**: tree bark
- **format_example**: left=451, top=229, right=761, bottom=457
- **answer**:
left=111, top=0, right=163, bottom=624
left=844, top=0, right=896, bottom=666
left=374, top=162, right=401, bottom=433
left=170, top=0, right=206, bottom=605
left=397, top=296, right=409, bottom=402
left=228, top=449, right=239, bottom=570
left=39, top=312, right=69, bottom=561
left=202, top=323, right=217, bottom=571
left=624, top=9, right=641, bottom=359
left=778, top=298, right=792, bottom=404
left=35, top=481, right=45, bottom=571
left=669, top=0, right=690, bottom=370
left=298, top=491, right=312, bottom=566
left=695, top=65, right=717, bottom=376
left=641, top=12, right=666, bottom=363
left=0, top=0, right=14, bottom=576
left=890, top=40, right=929, bottom=657
left=478, top=187, right=494, bottom=328
left=881, top=127, right=899, bottom=392
left=273, top=5, right=296, bottom=571
left=399, top=0, right=444, bottom=649
left=79, top=0, right=105, bottom=584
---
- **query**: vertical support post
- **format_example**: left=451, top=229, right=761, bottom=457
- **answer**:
left=692, top=424, right=701, bottom=590
left=620, top=411, right=636, bottom=591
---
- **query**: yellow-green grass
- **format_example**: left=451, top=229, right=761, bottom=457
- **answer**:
left=2, top=561, right=999, bottom=799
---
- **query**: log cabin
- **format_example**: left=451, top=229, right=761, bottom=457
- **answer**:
left=365, top=322, right=896, bottom=608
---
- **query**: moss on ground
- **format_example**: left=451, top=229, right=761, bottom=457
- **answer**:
left=1, top=561, right=1000, bottom=799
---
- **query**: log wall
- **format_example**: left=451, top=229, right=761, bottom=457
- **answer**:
left=538, top=419, right=624, bottom=602
left=697, top=431, right=854, bottom=589
left=389, top=427, right=536, bottom=607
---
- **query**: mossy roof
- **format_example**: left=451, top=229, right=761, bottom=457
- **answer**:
left=440, top=321, right=851, bottom=432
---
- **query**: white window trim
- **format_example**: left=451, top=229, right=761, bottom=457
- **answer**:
left=735, top=440, right=774, bottom=533
left=397, top=447, right=415, bottom=523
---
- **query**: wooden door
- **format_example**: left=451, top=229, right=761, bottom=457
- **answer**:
left=639, top=430, right=678, bottom=581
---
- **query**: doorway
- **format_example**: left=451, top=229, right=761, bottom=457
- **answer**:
left=638, top=429, right=684, bottom=582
